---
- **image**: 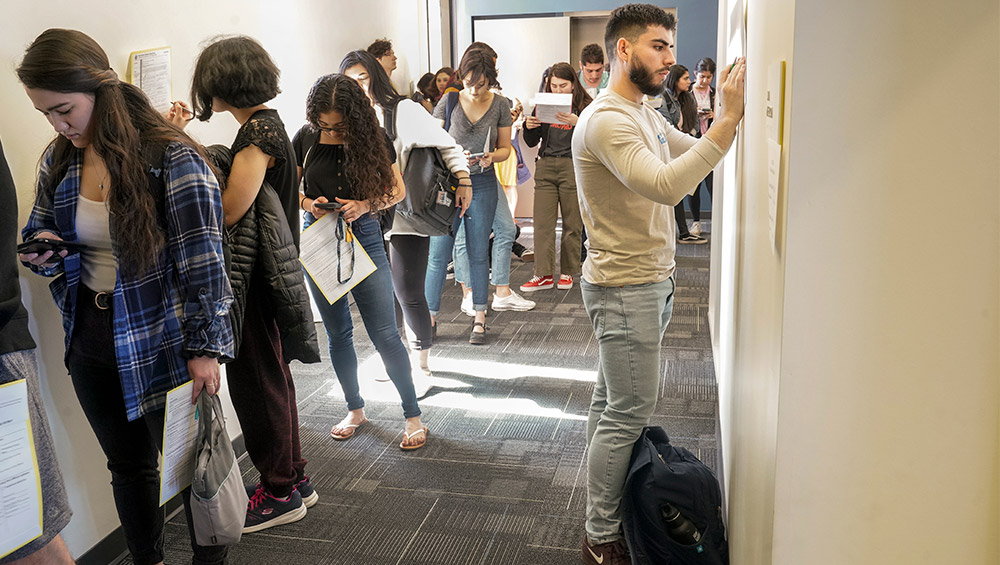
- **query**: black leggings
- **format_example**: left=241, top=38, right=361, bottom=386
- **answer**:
left=389, top=235, right=433, bottom=350
left=689, top=171, right=714, bottom=223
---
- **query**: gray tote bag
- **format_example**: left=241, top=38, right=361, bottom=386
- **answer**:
left=190, top=391, right=248, bottom=546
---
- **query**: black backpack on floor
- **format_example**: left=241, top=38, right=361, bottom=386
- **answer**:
left=622, top=427, right=729, bottom=565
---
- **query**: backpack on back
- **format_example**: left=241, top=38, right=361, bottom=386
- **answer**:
left=383, top=100, right=460, bottom=236
left=622, top=426, right=729, bottom=565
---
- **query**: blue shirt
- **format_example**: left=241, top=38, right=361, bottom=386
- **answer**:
left=23, top=142, right=234, bottom=421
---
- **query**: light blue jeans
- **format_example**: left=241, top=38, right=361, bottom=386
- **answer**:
left=425, top=171, right=499, bottom=314
left=454, top=182, right=516, bottom=287
left=581, top=276, right=675, bottom=544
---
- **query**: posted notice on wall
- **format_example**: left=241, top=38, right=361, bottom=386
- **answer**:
left=0, top=379, right=43, bottom=559
left=127, top=47, right=172, bottom=113
left=159, top=380, right=198, bottom=506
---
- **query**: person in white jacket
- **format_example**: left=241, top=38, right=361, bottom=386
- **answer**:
left=340, top=50, right=471, bottom=372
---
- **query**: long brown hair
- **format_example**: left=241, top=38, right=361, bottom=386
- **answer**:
left=17, top=28, right=204, bottom=276
left=305, top=74, right=395, bottom=213
left=544, top=62, right=593, bottom=114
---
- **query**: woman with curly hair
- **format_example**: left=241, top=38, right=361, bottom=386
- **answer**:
left=293, top=74, right=429, bottom=450
left=339, top=49, right=471, bottom=376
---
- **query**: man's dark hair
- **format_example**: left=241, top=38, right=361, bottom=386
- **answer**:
left=366, top=38, right=393, bottom=58
left=464, top=41, right=498, bottom=61
left=581, top=43, right=605, bottom=65
left=457, top=49, right=499, bottom=89
left=604, top=4, right=676, bottom=63
left=191, top=35, right=280, bottom=122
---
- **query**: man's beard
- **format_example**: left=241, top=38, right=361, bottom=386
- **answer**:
left=628, top=58, right=667, bottom=97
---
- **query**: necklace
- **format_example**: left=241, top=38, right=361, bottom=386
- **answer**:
left=87, top=149, right=109, bottom=191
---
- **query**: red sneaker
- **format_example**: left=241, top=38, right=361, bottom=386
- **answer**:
left=519, top=275, right=553, bottom=292
left=557, top=275, right=573, bottom=290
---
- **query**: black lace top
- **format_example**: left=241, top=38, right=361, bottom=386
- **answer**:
left=231, top=109, right=301, bottom=248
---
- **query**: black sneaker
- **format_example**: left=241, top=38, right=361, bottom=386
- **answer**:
left=678, top=234, right=708, bottom=244
left=295, top=475, right=319, bottom=508
left=581, top=536, right=630, bottom=565
left=243, top=485, right=307, bottom=534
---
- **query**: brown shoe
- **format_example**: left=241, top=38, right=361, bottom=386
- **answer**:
left=581, top=536, right=629, bottom=565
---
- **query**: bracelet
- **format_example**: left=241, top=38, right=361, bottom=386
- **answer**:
left=299, top=193, right=308, bottom=210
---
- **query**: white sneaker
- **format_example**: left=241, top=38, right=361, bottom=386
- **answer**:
left=690, top=221, right=702, bottom=236
left=491, top=290, right=536, bottom=311
left=461, top=293, right=475, bottom=317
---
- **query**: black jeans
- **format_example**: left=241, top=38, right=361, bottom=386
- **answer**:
left=389, top=235, right=433, bottom=350
left=688, top=171, right=714, bottom=223
left=68, top=286, right=228, bottom=565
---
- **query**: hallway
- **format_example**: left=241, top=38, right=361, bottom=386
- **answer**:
left=148, top=224, right=720, bottom=564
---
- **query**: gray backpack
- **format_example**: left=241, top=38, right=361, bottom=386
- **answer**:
left=190, top=391, right=248, bottom=546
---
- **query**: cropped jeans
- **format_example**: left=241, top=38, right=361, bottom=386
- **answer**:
left=453, top=181, right=516, bottom=287
left=304, top=213, right=419, bottom=418
left=581, top=276, right=675, bottom=544
left=425, top=171, right=499, bottom=314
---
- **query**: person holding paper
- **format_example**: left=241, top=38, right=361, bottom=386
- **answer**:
left=520, top=62, right=593, bottom=293
left=338, top=49, right=471, bottom=376
left=572, top=5, right=745, bottom=564
left=294, top=74, right=430, bottom=451
left=16, top=29, right=233, bottom=565
left=0, top=141, right=73, bottom=565
left=186, top=35, right=319, bottom=534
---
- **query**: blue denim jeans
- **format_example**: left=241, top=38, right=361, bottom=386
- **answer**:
left=581, top=276, right=675, bottom=544
left=303, top=213, right=420, bottom=418
left=425, top=172, right=499, bottom=314
left=454, top=182, right=516, bottom=287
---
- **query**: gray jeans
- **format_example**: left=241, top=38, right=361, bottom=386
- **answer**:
left=581, top=277, right=675, bottom=543
left=0, top=349, right=72, bottom=564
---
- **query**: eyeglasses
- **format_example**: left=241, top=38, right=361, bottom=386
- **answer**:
left=316, top=124, right=346, bottom=135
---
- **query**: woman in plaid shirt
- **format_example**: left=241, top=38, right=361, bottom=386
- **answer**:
left=17, top=29, right=233, bottom=565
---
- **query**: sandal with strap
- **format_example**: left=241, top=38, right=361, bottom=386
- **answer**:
left=330, top=417, right=367, bottom=441
left=469, top=321, right=487, bottom=345
left=399, top=426, right=428, bottom=451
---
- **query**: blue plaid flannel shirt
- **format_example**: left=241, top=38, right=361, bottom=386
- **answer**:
left=23, top=142, right=234, bottom=421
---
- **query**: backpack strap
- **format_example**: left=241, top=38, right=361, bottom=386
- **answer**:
left=444, top=91, right=460, bottom=132
left=383, top=99, right=402, bottom=142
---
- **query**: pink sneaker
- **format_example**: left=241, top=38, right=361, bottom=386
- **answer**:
left=557, top=275, right=573, bottom=290
left=519, top=275, right=554, bottom=292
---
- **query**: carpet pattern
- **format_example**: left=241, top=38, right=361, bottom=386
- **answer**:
left=138, top=221, right=718, bottom=565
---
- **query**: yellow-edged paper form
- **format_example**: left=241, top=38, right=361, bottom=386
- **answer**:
left=299, top=214, right=377, bottom=304
left=0, top=379, right=43, bottom=559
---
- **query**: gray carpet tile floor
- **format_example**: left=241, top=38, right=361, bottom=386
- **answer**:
left=136, top=219, right=717, bottom=565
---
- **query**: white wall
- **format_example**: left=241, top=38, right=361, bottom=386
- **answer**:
left=1, top=0, right=423, bottom=558
left=713, top=0, right=1000, bottom=563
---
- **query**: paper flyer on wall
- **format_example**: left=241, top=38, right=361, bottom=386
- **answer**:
left=159, top=380, right=198, bottom=506
left=126, top=47, right=172, bottom=113
left=0, top=379, right=43, bottom=559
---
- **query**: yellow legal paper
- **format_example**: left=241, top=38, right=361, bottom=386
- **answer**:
left=0, top=379, right=42, bottom=559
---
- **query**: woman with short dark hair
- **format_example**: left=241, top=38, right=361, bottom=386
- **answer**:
left=188, top=34, right=319, bottom=533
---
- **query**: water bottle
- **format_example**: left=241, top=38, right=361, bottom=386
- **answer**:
left=660, top=502, right=702, bottom=545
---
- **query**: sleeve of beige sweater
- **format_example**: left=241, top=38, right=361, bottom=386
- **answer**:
left=583, top=108, right=725, bottom=206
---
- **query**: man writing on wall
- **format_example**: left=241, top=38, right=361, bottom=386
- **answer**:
left=572, top=5, right=745, bottom=564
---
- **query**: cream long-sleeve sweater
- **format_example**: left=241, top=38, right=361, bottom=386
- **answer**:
left=572, top=89, right=727, bottom=286
left=379, top=98, right=470, bottom=237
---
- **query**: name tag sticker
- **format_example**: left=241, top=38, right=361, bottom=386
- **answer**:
left=657, top=133, right=667, bottom=144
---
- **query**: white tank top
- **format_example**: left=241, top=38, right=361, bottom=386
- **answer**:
left=75, top=195, right=117, bottom=292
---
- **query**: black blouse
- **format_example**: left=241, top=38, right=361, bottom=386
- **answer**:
left=291, top=126, right=396, bottom=202
left=231, top=109, right=300, bottom=248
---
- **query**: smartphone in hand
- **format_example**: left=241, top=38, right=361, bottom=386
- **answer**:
left=314, top=201, right=344, bottom=211
left=17, top=237, right=86, bottom=256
